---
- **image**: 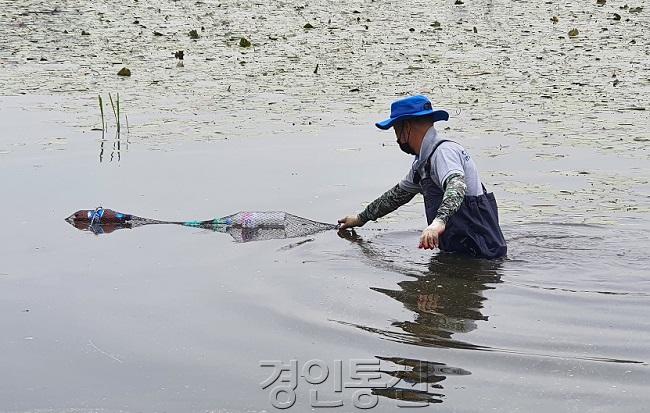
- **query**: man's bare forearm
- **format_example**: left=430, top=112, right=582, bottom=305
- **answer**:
left=358, top=184, right=416, bottom=224
left=435, top=173, right=466, bottom=224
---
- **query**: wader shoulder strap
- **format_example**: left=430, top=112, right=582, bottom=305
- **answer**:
left=413, top=140, right=454, bottom=185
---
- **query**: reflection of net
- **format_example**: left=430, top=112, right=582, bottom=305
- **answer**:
left=199, top=212, right=336, bottom=243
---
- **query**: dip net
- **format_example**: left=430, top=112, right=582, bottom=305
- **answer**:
left=66, top=208, right=337, bottom=242
left=185, top=211, right=337, bottom=242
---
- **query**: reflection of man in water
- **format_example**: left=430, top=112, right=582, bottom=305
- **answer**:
left=336, top=230, right=502, bottom=405
left=338, top=95, right=507, bottom=259
left=372, top=257, right=495, bottom=348
left=338, top=229, right=502, bottom=349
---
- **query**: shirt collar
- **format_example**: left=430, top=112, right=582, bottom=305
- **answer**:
left=414, top=126, right=441, bottom=169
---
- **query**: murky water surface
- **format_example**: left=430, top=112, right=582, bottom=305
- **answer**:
left=1, top=0, right=649, bottom=412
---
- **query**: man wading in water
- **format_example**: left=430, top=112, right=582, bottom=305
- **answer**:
left=338, top=95, right=507, bottom=259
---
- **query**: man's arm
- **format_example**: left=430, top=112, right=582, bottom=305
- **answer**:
left=434, top=173, right=466, bottom=224
left=419, top=173, right=466, bottom=249
left=338, top=165, right=420, bottom=230
left=357, top=184, right=417, bottom=225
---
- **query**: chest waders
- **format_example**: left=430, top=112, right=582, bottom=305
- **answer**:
left=417, top=140, right=508, bottom=259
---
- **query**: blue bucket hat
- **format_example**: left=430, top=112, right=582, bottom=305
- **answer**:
left=375, top=95, right=449, bottom=130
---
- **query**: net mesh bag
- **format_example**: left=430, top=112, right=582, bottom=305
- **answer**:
left=198, top=211, right=337, bottom=242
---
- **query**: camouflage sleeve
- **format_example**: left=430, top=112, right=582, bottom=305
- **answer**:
left=358, top=184, right=416, bottom=225
left=435, top=173, right=466, bottom=224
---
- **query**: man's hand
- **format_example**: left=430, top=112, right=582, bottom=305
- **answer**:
left=419, top=218, right=446, bottom=249
left=338, top=215, right=364, bottom=230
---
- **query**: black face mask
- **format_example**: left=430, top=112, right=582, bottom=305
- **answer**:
left=395, top=122, right=416, bottom=155
left=398, top=140, right=416, bottom=155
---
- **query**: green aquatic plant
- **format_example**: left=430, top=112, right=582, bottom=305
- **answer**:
left=96, top=93, right=128, bottom=162
left=108, top=93, right=121, bottom=133
left=98, top=95, right=105, bottom=132
left=116, top=94, right=120, bottom=133
left=97, top=93, right=127, bottom=134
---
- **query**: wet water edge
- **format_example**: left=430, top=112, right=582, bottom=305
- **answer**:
left=1, top=95, right=648, bottom=228
left=1, top=0, right=649, bottom=151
